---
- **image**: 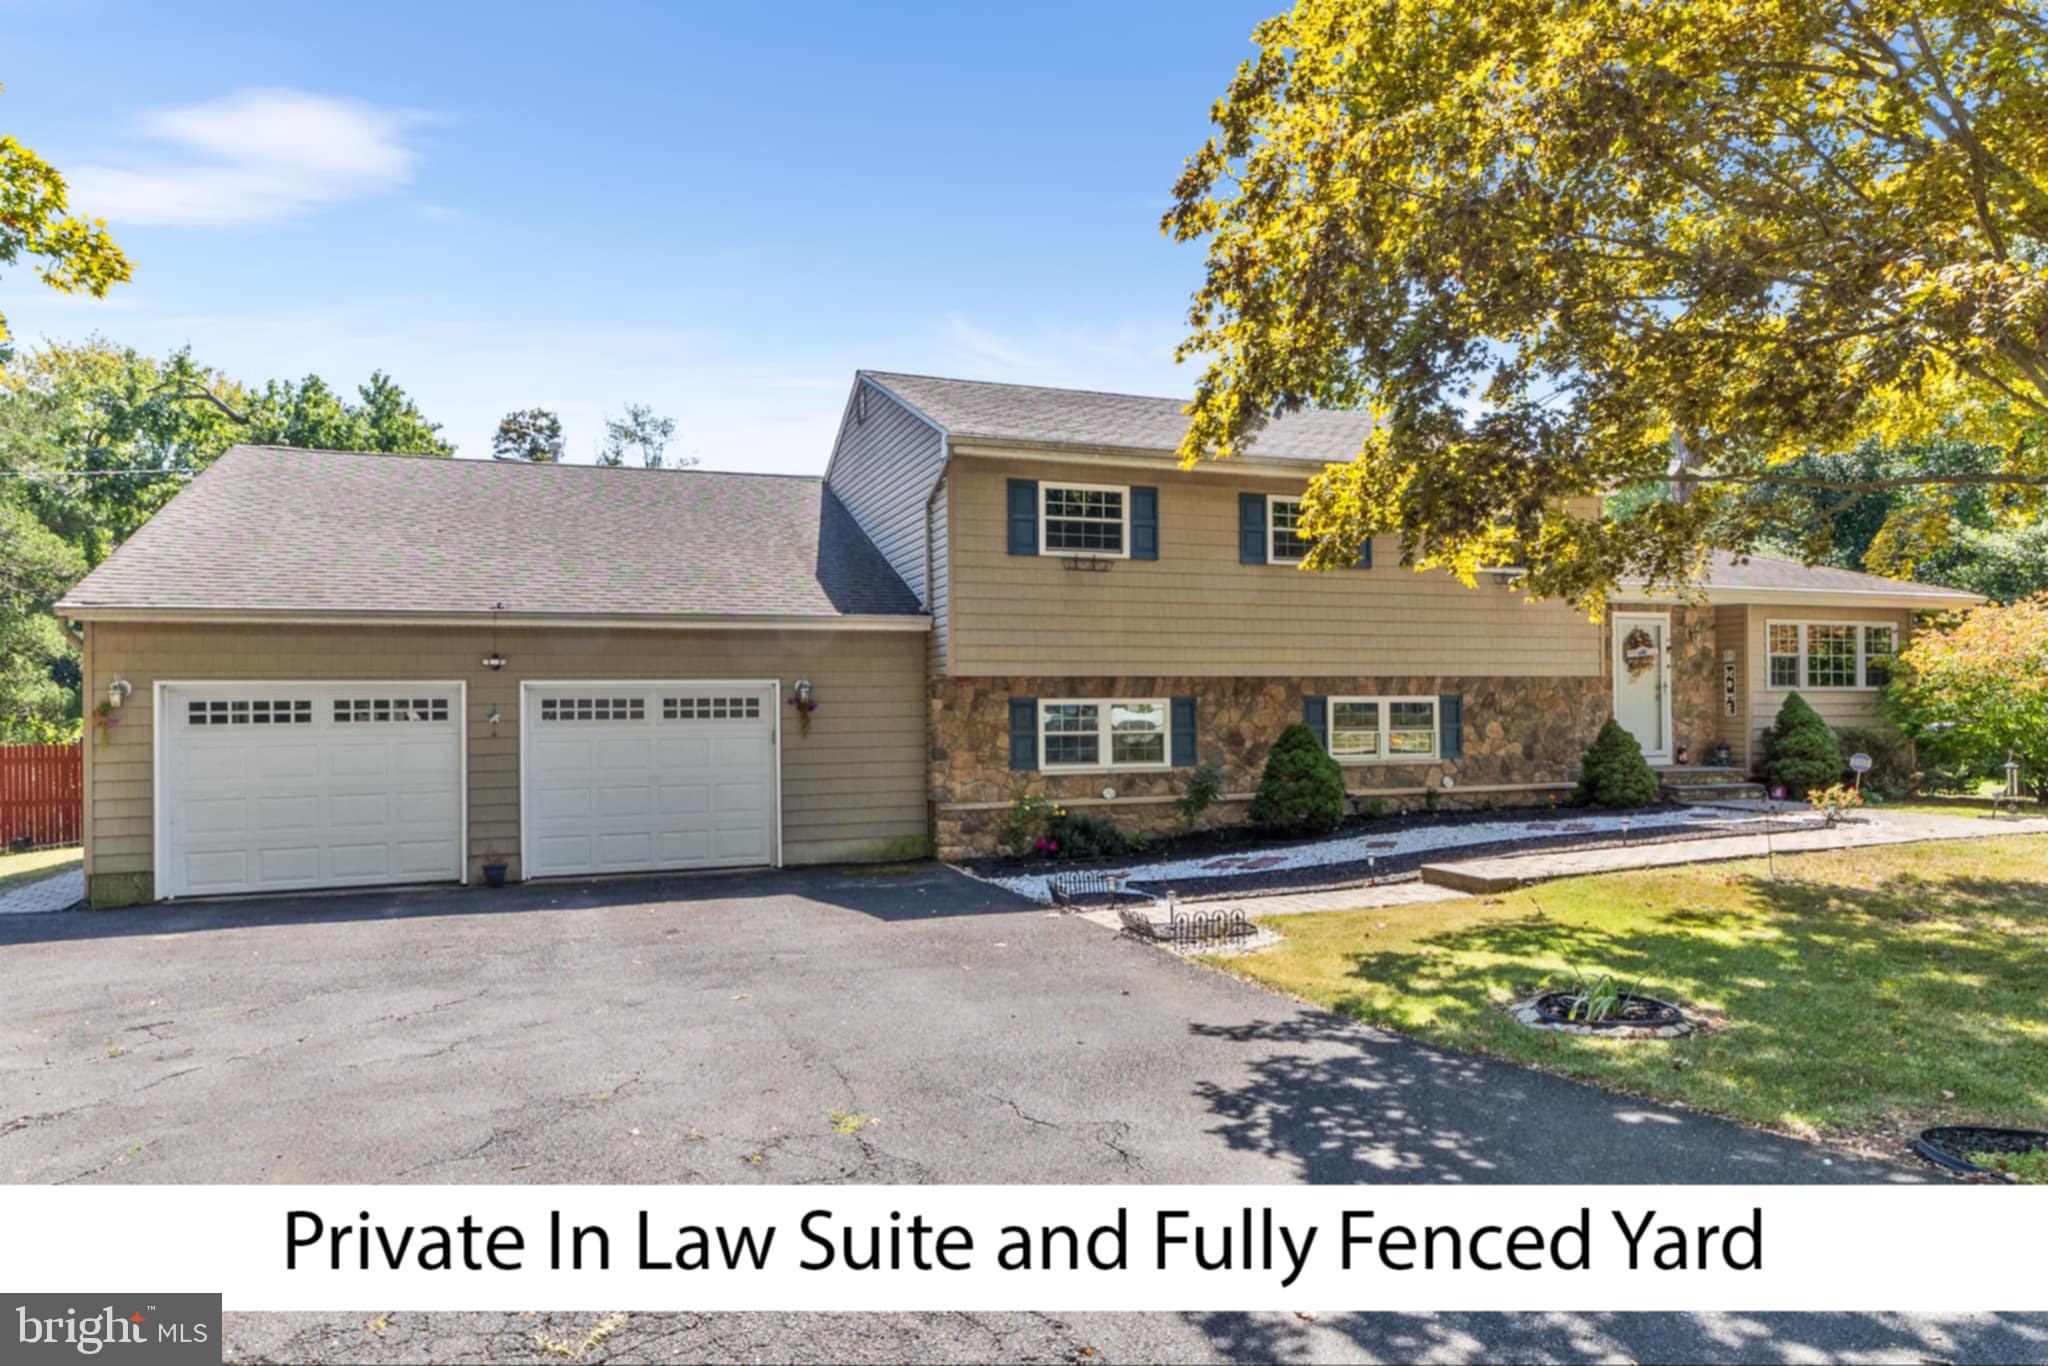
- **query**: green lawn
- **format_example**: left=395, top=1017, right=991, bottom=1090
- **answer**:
left=1217, top=837, right=2048, bottom=1144
left=0, top=845, right=81, bottom=896
left=1873, top=793, right=2044, bottom=820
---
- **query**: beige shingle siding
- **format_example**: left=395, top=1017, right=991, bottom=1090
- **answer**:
left=1714, top=604, right=1751, bottom=766
left=824, top=380, right=946, bottom=607
left=928, top=470, right=950, bottom=673
left=946, top=454, right=1604, bottom=678
left=83, top=621, right=929, bottom=891
left=1743, top=606, right=1909, bottom=756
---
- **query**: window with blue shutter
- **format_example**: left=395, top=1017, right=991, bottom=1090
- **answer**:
left=1007, top=480, right=1038, bottom=555
left=1302, top=693, right=1328, bottom=749
left=1438, top=694, right=1463, bottom=759
left=1350, top=536, right=1373, bottom=569
left=1131, top=486, right=1159, bottom=560
left=1239, top=493, right=1267, bottom=564
left=1171, top=696, right=1197, bottom=766
left=1008, top=697, right=1038, bottom=770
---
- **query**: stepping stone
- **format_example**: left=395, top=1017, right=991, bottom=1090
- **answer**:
left=1367, top=840, right=1398, bottom=849
left=1241, top=856, right=1286, bottom=870
left=1526, top=822, right=1555, bottom=831
left=1201, top=857, right=1246, bottom=870
left=1561, top=823, right=1594, bottom=832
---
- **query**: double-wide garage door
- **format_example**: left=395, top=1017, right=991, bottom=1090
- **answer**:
left=521, top=681, right=778, bottom=878
left=159, top=682, right=465, bottom=899
left=156, top=678, right=780, bottom=898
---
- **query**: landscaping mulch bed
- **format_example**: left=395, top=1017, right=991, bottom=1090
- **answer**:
left=959, top=800, right=1689, bottom=881
left=1102, top=813, right=1832, bottom=902
left=1914, top=1125, right=2048, bottom=1181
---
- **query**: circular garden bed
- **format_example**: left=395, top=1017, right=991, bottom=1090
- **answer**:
left=1510, top=991, right=1698, bottom=1038
left=1913, top=1126, right=2048, bottom=1182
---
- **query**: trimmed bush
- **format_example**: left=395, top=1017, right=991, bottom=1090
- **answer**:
left=1043, top=810, right=1127, bottom=860
left=1574, top=717, right=1662, bottom=808
left=1248, top=723, right=1347, bottom=835
left=1761, top=692, right=1844, bottom=796
left=1831, top=725, right=1917, bottom=798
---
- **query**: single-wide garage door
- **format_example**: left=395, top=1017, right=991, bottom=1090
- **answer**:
left=522, top=681, right=778, bottom=878
left=159, top=683, right=464, bottom=899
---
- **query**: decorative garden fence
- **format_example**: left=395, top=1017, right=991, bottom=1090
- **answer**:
left=0, top=744, right=83, bottom=849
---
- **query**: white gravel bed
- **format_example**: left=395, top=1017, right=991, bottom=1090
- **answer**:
left=966, top=805, right=1826, bottom=905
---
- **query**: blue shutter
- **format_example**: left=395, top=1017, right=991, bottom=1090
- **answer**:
left=1131, top=486, right=1159, bottom=560
left=1439, top=694, right=1463, bottom=759
left=1008, top=698, right=1038, bottom=770
left=1349, top=535, right=1373, bottom=569
left=1007, top=480, right=1038, bottom=555
left=1302, top=694, right=1327, bottom=749
left=1239, top=493, right=1267, bottom=564
left=1171, top=696, right=1197, bottom=766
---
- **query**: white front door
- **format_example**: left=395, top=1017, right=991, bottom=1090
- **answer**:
left=1612, top=614, right=1671, bottom=761
left=520, top=681, right=779, bottom=879
left=158, top=682, right=465, bottom=899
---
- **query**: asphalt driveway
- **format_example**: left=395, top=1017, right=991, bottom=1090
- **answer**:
left=1, top=863, right=1893, bottom=1186
left=8, top=864, right=2039, bottom=1363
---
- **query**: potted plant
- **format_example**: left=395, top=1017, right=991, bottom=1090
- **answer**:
left=480, top=855, right=509, bottom=888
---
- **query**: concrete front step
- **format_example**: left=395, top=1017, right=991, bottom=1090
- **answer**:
left=1654, top=766, right=1751, bottom=786
left=1667, top=785, right=1768, bottom=804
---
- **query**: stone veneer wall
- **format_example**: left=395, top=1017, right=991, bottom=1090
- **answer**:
left=930, top=674, right=1611, bottom=858
left=1606, top=603, right=1722, bottom=763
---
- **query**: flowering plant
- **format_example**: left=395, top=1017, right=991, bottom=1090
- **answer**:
left=1807, top=782, right=1863, bottom=824
left=787, top=690, right=819, bottom=736
left=91, top=701, right=122, bottom=731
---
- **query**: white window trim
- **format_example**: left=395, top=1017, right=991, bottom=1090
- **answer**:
left=1267, top=494, right=1308, bottom=564
left=1038, top=481, right=1131, bottom=559
left=1763, top=620, right=1895, bottom=692
left=1327, top=695, right=1439, bottom=765
left=1038, top=697, right=1172, bottom=772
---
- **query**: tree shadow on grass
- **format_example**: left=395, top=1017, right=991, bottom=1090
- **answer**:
left=1284, top=869, right=2047, bottom=1141
left=1186, top=1007, right=1921, bottom=1185
left=1179, top=1308, right=2048, bottom=1365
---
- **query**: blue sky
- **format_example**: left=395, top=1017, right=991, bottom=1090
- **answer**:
left=1, top=0, right=1274, bottom=471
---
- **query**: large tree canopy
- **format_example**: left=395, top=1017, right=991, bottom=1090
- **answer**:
left=1166, top=0, right=2048, bottom=610
left=1, top=85, right=130, bottom=347
left=0, top=339, right=452, bottom=738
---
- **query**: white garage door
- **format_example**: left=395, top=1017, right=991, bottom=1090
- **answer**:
left=159, top=683, right=465, bottom=899
left=521, top=681, right=778, bottom=878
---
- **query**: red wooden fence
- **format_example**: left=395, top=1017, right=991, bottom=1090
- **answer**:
left=0, top=744, right=83, bottom=849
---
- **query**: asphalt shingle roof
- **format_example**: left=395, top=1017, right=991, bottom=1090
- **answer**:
left=1692, top=550, right=1980, bottom=600
left=57, top=446, right=925, bottom=620
left=863, top=370, right=1374, bottom=461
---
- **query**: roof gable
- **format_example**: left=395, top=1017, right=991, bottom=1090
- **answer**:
left=862, top=370, right=1373, bottom=462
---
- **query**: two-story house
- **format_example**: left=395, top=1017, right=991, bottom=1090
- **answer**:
left=58, top=371, right=1979, bottom=906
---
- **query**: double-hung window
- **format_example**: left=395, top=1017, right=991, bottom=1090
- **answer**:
left=1040, top=483, right=1127, bottom=556
left=1268, top=496, right=1308, bottom=562
left=1328, top=697, right=1438, bottom=762
left=1766, top=622, right=1897, bottom=690
left=1039, top=699, right=1169, bottom=770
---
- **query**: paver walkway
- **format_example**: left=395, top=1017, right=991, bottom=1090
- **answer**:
left=1074, top=806, right=2047, bottom=924
left=974, top=804, right=1831, bottom=904
left=0, top=866, right=82, bottom=915
left=1420, top=805, right=2048, bottom=892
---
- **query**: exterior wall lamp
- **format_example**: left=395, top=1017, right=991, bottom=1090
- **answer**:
left=106, top=679, right=133, bottom=710
left=482, top=654, right=507, bottom=671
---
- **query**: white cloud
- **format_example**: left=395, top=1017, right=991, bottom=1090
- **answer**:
left=66, top=89, right=426, bottom=228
